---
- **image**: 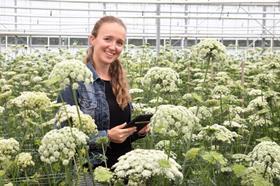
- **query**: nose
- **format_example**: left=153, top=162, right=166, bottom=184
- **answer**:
left=108, top=42, right=117, bottom=51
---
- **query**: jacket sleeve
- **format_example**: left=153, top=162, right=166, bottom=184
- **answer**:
left=56, top=85, right=109, bottom=149
left=57, top=86, right=76, bottom=105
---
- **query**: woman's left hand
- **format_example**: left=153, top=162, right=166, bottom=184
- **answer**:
left=137, top=124, right=150, bottom=136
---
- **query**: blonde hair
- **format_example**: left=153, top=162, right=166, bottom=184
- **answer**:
left=84, top=16, right=131, bottom=109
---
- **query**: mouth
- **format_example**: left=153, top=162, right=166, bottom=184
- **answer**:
left=105, top=51, right=115, bottom=57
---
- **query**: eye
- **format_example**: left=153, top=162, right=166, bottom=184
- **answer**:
left=104, top=37, right=111, bottom=42
left=117, top=40, right=124, bottom=47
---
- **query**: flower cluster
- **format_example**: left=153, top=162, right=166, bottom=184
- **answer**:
left=191, top=39, right=227, bottom=62
left=246, top=96, right=272, bottom=127
left=9, top=91, right=51, bottom=110
left=150, top=105, right=200, bottom=140
left=16, top=152, right=35, bottom=169
left=247, top=89, right=263, bottom=97
left=55, top=104, right=97, bottom=135
left=142, top=67, right=181, bottom=93
left=48, top=59, right=93, bottom=90
left=211, top=85, right=230, bottom=99
left=0, top=106, right=4, bottom=114
left=254, top=73, right=276, bottom=87
left=129, top=88, right=144, bottom=94
left=112, top=149, right=183, bottom=185
left=196, top=124, right=239, bottom=144
left=246, top=96, right=269, bottom=111
left=248, top=141, right=280, bottom=181
left=93, top=166, right=113, bottom=183
left=248, top=114, right=272, bottom=127
left=189, top=106, right=212, bottom=122
left=131, top=103, right=156, bottom=116
left=38, top=127, right=89, bottom=165
left=222, top=120, right=244, bottom=129
left=0, top=138, right=20, bottom=161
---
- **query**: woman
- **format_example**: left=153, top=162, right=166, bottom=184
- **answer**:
left=59, top=16, right=149, bottom=168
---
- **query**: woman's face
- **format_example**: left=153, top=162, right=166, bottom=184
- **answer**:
left=91, top=22, right=126, bottom=65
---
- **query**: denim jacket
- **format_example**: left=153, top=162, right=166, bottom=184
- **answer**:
left=58, top=60, right=132, bottom=133
left=57, top=60, right=137, bottom=166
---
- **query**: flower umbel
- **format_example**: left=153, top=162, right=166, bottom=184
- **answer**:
left=38, top=127, right=89, bottom=165
left=48, top=59, right=93, bottom=90
left=112, top=149, right=183, bottom=185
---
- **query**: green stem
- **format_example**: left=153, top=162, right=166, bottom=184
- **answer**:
left=202, top=56, right=212, bottom=85
left=59, top=94, right=72, bottom=127
left=101, top=143, right=107, bottom=168
left=65, top=165, right=72, bottom=186
left=244, top=123, right=255, bottom=154
left=219, top=95, right=223, bottom=124
left=70, top=84, right=82, bottom=127
left=24, top=170, right=30, bottom=186
left=85, top=147, right=94, bottom=185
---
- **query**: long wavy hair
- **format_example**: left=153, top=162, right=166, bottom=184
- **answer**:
left=84, top=16, right=131, bottom=109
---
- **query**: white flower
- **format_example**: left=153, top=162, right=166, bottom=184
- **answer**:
left=222, top=121, right=243, bottom=129
left=55, top=104, right=98, bottom=135
left=0, top=106, right=4, bottom=114
left=112, top=149, right=183, bottom=184
left=31, top=76, right=43, bottom=83
left=191, top=39, right=227, bottom=62
left=248, top=141, right=280, bottom=181
left=38, top=127, right=89, bottom=165
left=62, top=159, right=69, bottom=166
left=189, top=106, right=212, bottom=121
left=93, top=166, right=113, bottom=183
left=8, top=91, right=51, bottom=110
left=48, top=59, right=93, bottom=90
left=150, top=105, right=200, bottom=139
left=0, top=138, right=20, bottom=161
left=247, top=96, right=269, bottom=111
left=142, top=67, right=181, bottom=93
left=197, top=124, right=239, bottom=144
left=212, top=85, right=230, bottom=99
left=129, top=88, right=144, bottom=94
left=16, top=152, right=35, bottom=169
left=247, top=89, right=263, bottom=97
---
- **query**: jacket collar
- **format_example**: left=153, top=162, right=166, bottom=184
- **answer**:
left=86, top=57, right=100, bottom=81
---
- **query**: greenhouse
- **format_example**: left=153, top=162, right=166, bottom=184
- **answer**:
left=0, top=0, right=279, bottom=185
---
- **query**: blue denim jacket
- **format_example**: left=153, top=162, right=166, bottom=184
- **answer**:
left=57, top=59, right=136, bottom=166
left=58, top=60, right=132, bottom=131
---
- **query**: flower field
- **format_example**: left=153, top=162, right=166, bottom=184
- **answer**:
left=0, top=40, right=279, bottom=185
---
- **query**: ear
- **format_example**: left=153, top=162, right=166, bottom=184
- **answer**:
left=88, top=35, right=96, bottom=46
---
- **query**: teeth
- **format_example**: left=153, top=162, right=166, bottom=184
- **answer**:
left=105, top=52, right=114, bottom=56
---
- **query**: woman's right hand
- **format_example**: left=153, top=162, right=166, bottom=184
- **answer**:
left=108, top=123, right=137, bottom=143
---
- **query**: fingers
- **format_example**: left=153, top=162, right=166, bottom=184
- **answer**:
left=138, top=124, right=150, bottom=135
left=108, top=123, right=137, bottom=143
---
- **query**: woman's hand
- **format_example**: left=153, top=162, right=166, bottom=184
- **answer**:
left=108, top=123, right=137, bottom=143
left=137, top=124, right=150, bottom=136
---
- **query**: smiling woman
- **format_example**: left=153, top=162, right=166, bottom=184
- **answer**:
left=58, top=16, right=150, bottom=169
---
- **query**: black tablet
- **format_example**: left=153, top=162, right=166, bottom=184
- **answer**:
left=125, top=114, right=153, bottom=131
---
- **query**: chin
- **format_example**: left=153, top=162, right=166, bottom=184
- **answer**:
left=104, top=57, right=117, bottom=64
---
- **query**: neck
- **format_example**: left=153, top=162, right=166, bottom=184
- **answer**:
left=93, top=61, right=111, bottom=81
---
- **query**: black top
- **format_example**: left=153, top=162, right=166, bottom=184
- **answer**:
left=103, top=80, right=131, bottom=168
